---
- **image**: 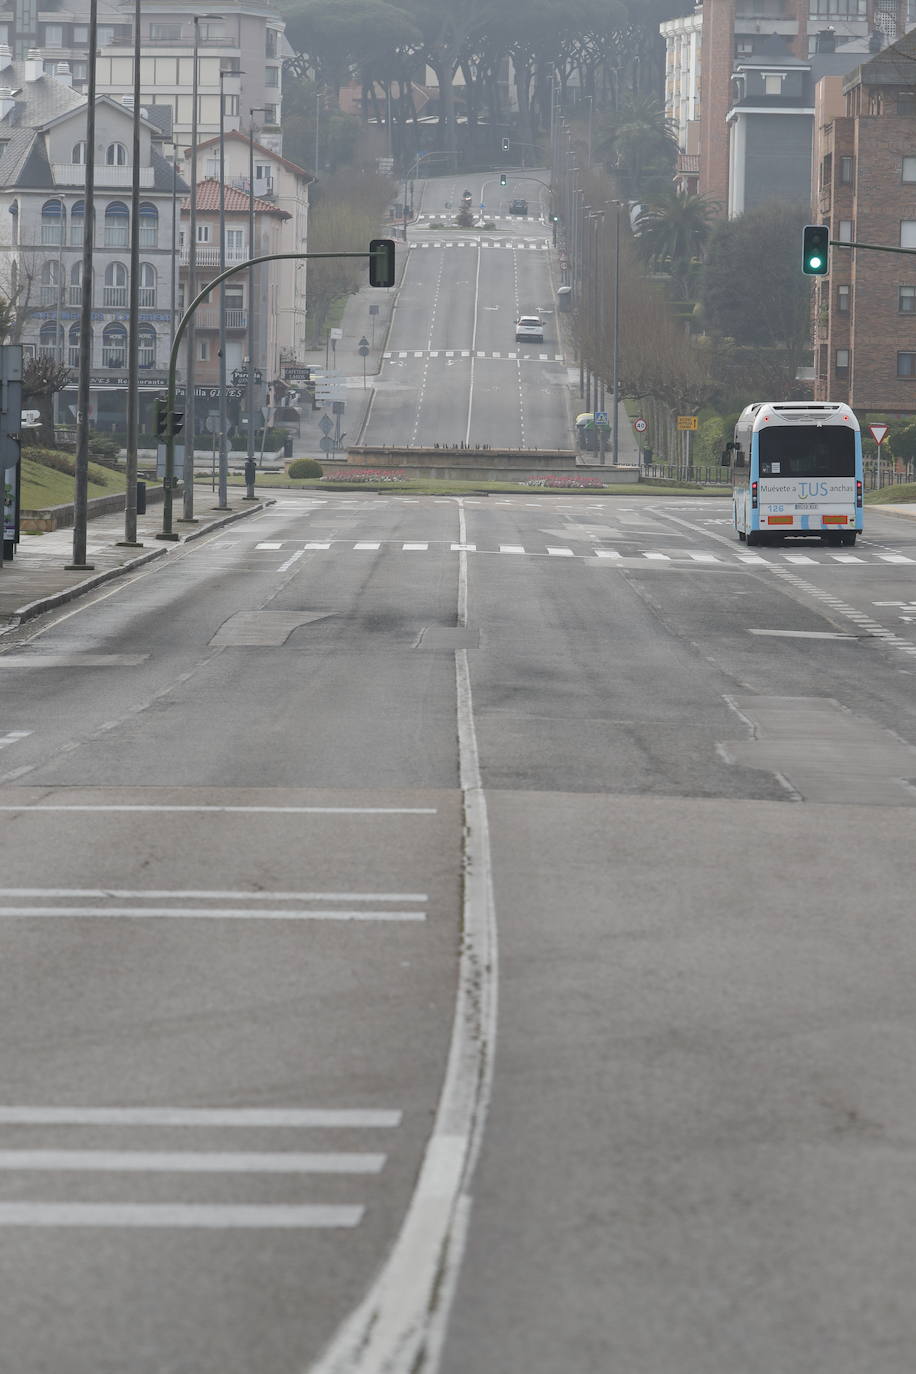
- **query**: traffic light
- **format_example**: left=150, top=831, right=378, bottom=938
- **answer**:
left=154, top=396, right=168, bottom=438
left=501, top=137, right=509, bottom=153
left=171, top=411, right=184, bottom=436
left=500, top=173, right=507, bottom=187
left=369, top=238, right=396, bottom=288
left=802, top=224, right=830, bottom=275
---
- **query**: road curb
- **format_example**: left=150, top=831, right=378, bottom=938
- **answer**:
left=0, top=498, right=276, bottom=635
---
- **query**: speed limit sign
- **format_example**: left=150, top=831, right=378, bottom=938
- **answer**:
left=634, top=417, right=647, bottom=433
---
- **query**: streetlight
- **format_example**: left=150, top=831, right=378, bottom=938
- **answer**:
left=180, top=12, right=222, bottom=524
left=247, top=107, right=266, bottom=480
left=67, top=0, right=98, bottom=570
left=216, top=66, right=243, bottom=511
left=120, top=0, right=142, bottom=548
left=610, top=200, right=623, bottom=467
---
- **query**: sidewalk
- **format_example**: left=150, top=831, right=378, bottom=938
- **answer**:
left=0, top=486, right=274, bottom=632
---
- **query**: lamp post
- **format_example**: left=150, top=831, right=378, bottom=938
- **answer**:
left=611, top=200, right=622, bottom=467
left=120, top=0, right=142, bottom=546
left=247, top=107, right=266, bottom=480
left=216, top=66, right=242, bottom=510
left=67, top=0, right=97, bottom=571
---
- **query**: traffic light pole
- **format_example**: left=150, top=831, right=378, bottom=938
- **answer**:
left=157, top=247, right=390, bottom=540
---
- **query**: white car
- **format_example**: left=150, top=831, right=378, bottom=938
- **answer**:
left=515, top=315, right=544, bottom=343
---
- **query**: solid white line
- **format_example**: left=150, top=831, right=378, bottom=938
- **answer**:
left=0, top=888, right=427, bottom=902
left=0, top=906, right=426, bottom=921
left=0, top=1150, right=385, bottom=1173
left=0, top=1204, right=363, bottom=1229
left=0, top=804, right=437, bottom=815
left=277, top=549, right=305, bottom=573
left=0, top=1107, right=401, bottom=1127
left=465, top=243, right=482, bottom=445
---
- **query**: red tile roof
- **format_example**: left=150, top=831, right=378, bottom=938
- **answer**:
left=182, top=178, right=290, bottom=217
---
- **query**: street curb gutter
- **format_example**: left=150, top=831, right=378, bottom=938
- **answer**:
left=0, top=498, right=276, bottom=635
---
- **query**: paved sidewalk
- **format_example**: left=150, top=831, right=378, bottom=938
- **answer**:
left=0, top=486, right=273, bottom=632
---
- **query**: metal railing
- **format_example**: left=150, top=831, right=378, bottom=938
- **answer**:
left=643, top=463, right=731, bottom=485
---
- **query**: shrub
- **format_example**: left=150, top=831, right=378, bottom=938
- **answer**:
left=88, top=431, right=123, bottom=466
left=287, top=458, right=323, bottom=479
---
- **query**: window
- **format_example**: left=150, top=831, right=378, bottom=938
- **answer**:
left=150, top=23, right=182, bottom=39
left=71, top=61, right=87, bottom=81
left=835, top=348, right=850, bottom=378
left=139, top=262, right=156, bottom=308
left=72, top=141, right=87, bottom=164
left=68, top=260, right=82, bottom=306
left=904, top=157, right=916, bottom=182
left=901, top=220, right=916, bottom=248
left=138, top=324, right=157, bottom=369
left=196, top=224, right=211, bottom=243
left=900, top=286, right=916, bottom=313
left=40, top=199, right=64, bottom=245
left=838, top=219, right=853, bottom=242
left=263, top=104, right=278, bottom=124
left=763, top=74, right=783, bottom=96
left=104, top=201, right=129, bottom=247
left=898, top=352, right=916, bottom=376
left=197, top=337, right=210, bottom=361
left=68, top=322, right=82, bottom=369
left=223, top=94, right=239, bottom=116
left=839, top=155, right=853, bottom=184
left=103, top=261, right=128, bottom=307
left=226, top=228, right=245, bottom=257
left=205, top=158, right=220, bottom=178
left=38, top=260, right=61, bottom=306
left=138, top=202, right=158, bottom=247
left=106, top=142, right=128, bottom=166
left=39, top=321, right=62, bottom=359
left=69, top=200, right=84, bottom=247
left=102, top=323, right=127, bottom=369
left=837, top=284, right=850, bottom=314
left=42, top=23, right=64, bottom=46
left=73, top=25, right=88, bottom=42
left=898, top=94, right=916, bottom=117
left=265, top=28, right=278, bottom=57
left=265, top=66, right=279, bottom=87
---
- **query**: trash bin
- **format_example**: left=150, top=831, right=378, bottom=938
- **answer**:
left=136, top=479, right=146, bottom=514
left=557, top=285, right=572, bottom=312
left=283, top=436, right=293, bottom=458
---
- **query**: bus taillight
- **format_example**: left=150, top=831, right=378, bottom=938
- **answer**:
left=856, top=480, right=863, bottom=507
left=751, top=481, right=758, bottom=510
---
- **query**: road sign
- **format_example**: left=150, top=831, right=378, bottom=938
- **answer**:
left=594, top=411, right=608, bottom=424
left=319, top=436, right=335, bottom=452
left=676, top=415, right=698, bottom=431
left=358, top=337, right=370, bottom=358
left=332, top=400, right=346, bottom=414
left=634, top=417, right=647, bottom=433
left=329, top=328, right=343, bottom=341
left=869, top=423, right=889, bottom=445
left=283, top=365, right=311, bottom=382
left=318, top=415, right=333, bottom=435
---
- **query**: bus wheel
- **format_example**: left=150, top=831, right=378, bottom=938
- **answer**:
left=842, top=531, right=857, bottom=546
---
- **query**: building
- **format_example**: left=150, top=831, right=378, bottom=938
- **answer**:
left=178, top=177, right=289, bottom=435
left=662, top=0, right=912, bottom=215
left=812, top=28, right=916, bottom=414
left=0, top=45, right=187, bottom=431
left=193, top=130, right=313, bottom=368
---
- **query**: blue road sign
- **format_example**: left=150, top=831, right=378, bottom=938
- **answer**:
left=594, top=411, right=608, bottom=424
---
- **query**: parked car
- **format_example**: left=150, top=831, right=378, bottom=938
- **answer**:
left=515, top=315, right=544, bottom=343
left=509, top=198, right=529, bottom=215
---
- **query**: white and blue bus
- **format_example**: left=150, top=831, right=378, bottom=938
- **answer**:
left=725, top=401, right=863, bottom=547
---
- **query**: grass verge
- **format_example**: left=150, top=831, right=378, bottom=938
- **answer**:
left=865, top=483, right=916, bottom=505
left=20, top=455, right=127, bottom=510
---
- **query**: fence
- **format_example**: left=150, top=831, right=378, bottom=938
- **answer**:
left=863, top=461, right=915, bottom=491
left=643, top=463, right=730, bottom=486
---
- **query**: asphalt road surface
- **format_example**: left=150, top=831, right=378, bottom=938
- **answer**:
left=3, top=177, right=916, bottom=1374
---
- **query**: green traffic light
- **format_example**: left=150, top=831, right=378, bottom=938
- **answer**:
left=802, top=224, right=830, bottom=275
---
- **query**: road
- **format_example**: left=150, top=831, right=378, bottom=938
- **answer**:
left=3, top=180, right=916, bottom=1374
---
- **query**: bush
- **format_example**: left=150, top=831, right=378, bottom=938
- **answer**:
left=287, top=458, right=323, bottom=479
left=88, top=431, right=123, bottom=466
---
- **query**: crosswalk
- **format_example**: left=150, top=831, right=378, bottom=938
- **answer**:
left=383, top=349, right=564, bottom=362
left=408, top=238, right=549, bottom=250
left=413, top=214, right=545, bottom=225
left=252, top=540, right=916, bottom=568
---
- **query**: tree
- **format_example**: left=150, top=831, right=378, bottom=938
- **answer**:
left=701, top=200, right=812, bottom=361
left=22, top=356, right=72, bottom=447
left=305, top=169, right=394, bottom=342
left=593, top=93, right=678, bottom=199
left=634, top=189, right=718, bottom=299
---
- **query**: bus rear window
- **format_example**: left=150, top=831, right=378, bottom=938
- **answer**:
left=758, top=425, right=856, bottom=477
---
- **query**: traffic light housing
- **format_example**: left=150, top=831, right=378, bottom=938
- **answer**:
left=499, top=173, right=507, bottom=187
left=154, top=396, right=168, bottom=438
left=171, top=411, right=184, bottom=436
left=802, top=224, right=830, bottom=275
left=501, top=137, right=509, bottom=153
left=369, top=238, right=396, bottom=288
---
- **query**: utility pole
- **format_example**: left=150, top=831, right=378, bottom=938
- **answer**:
left=120, top=0, right=142, bottom=546
left=67, top=0, right=97, bottom=571
left=248, top=108, right=265, bottom=478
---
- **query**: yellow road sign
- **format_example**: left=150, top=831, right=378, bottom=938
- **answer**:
left=677, top=415, right=698, bottom=431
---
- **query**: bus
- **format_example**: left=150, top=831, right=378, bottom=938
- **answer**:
left=724, top=401, right=863, bottom=547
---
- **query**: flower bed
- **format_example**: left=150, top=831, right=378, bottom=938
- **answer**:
left=526, top=474, right=606, bottom=489
left=323, top=468, right=407, bottom=483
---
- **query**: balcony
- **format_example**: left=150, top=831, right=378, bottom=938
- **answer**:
left=195, top=307, right=248, bottom=330
left=179, top=246, right=250, bottom=267
left=103, top=285, right=128, bottom=307
left=52, top=164, right=155, bottom=188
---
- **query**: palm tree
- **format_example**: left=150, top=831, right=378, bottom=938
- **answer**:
left=634, top=190, right=719, bottom=298
left=594, top=94, right=678, bottom=199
